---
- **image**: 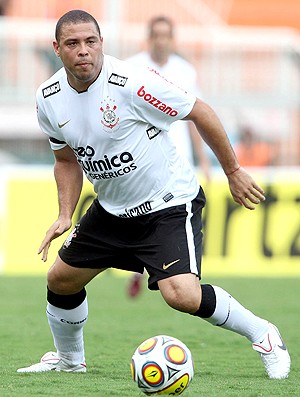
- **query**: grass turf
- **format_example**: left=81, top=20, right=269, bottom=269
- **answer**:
left=0, top=274, right=299, bottom=396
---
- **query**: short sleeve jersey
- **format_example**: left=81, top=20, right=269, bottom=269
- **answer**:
left=36, top=54, right=200, bottom=217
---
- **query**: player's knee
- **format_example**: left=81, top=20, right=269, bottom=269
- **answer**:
left=47, top=266, right=78, bottom=295
left=167, top=294, right=200, bottom=313
left=158, top=274, right=201, bottom=313
left=159, top=279, right=201, bottom=314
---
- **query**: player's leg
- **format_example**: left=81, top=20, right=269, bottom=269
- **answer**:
left=153, top=189, right=290, bottom=379
left=159, top=274, right=269, bottom=343
left=46, top=257, right=105, bottom=368
left=158, top=273, right=201, bottom=313
left=192, top=283, right=290, bottom=379
left=18, top=199, right=109, bottom=373
left=17, top=257, right=105, bottom=373
left=159, top=276, right=290, bottom=379
left=192, top=283, right=270, bottom=342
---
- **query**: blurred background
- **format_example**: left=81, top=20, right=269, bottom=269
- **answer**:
left=0, top=0, right=299, bottom=275
left=1, top=0, right=300, bottom=165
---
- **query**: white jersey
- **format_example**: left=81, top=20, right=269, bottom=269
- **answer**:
left=36, top=54, right=199, bottom=217
left=126, top=51, right=201, bottom=164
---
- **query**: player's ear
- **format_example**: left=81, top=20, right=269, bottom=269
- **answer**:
left=53, top=41, right=60, bottom=57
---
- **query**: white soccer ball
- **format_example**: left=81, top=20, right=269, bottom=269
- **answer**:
left=131, top=335, right=194, bottom=395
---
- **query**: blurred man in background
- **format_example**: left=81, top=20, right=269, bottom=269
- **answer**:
left=126, top=16, right=211, bottom=297
left=127, top=16, right=210, bottom=173
left=0, top=0, right=9, bottom=15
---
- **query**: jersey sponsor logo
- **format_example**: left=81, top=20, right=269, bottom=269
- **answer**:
left=163, top=193, right=174, bottom=203
left=100, top=97, right=120, bottom=131
left=137, top=86, right=178, bottom=117
left=80, top=151, right=134, bottom=171
left=87, top=164, right=137, bottom=180
left=146, top=126, right=162, bottom=140
left=73, top=145, right=96, bottom=158
left=108, top=73, right=128, bottom=87
left=118, top=201, right=152, bottom=218
left=73, top=146, right=137, bottom=179
left=42, top=81, right=61, bottom=98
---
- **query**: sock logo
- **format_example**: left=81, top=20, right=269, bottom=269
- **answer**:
left=60, top=317, right=88, bottom=325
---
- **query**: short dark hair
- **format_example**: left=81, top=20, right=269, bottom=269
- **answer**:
left=55, top=10, right=101, bottom=42
left=148, top=16, right=174, bottom=38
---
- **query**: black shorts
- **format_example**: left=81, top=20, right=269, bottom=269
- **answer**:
left=59, top=188, right=206, bottom=290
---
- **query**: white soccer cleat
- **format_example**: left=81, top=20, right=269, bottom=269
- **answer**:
left=17, top=351, right=87, bottom=373
left=252, top=323, right=291, bottom=379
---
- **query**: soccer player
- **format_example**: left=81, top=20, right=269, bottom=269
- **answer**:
left=17, top=10, right=290, bottom=379
left=126, top=15, right=211, bottom=297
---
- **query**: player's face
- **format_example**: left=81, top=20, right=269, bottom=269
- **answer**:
left=53, top=22, right=103, bottom=91
left=149, top=22, right=174, bottom=62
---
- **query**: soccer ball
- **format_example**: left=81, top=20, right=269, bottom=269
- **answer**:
left=131, top=335, right=194, bottom=395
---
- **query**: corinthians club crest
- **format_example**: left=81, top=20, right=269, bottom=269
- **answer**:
left=100, top=96, right=120, bottom=132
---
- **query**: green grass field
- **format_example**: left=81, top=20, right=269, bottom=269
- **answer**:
left=0, top=274, right=299, bottom=396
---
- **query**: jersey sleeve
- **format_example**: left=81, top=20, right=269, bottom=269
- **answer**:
left=36, top=89, right=67, bottom=151
left=130, top=66, right=196, bottom=131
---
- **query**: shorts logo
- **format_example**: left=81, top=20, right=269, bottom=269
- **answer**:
left=162, top=259, right=180, bottom=270
left=100, top=97, right=120, bottom=132
left=108, top=73, right=128, bottom=87
left=42, top=81, right=61, bottom=98
left=63, top=224, right=79, bottom=248
left=146, top=126, right=162, bottom=140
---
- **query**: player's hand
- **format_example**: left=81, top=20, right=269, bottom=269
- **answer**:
left=38, top=218, right=72, bottom=262
left=227, top=167, right=265, bottom=210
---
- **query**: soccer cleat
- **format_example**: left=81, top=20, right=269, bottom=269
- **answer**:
left=252, top=323, right=291, bottom=379
left=17, top=351, right=87, bottom=373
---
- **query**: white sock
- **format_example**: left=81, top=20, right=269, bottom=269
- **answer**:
left=46, top=297, right=88, bottom=365
left=205, top=286, right=269, bottom=343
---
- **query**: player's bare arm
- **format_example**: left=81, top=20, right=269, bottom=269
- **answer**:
left=188, top=121, right=211, bottom=182
left=38, top=145, right=83, bottom=261
left=185, top=98, right=265, bottom=209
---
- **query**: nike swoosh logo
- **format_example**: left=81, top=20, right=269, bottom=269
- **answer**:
left=278, top=342, right=287, bottom=351
left=58, top=120, right=71, bottom=128
left=275, top=327, right=287, bottom=351
left=277, top=333, right=287, bottom=351
left=162, top=259, right=180, bottom=270
left=257, top=326, right=287, bottom=351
